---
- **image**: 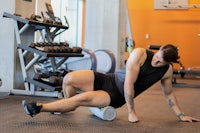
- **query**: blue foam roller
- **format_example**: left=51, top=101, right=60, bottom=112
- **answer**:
left=89, top=106, right=116, bottom=121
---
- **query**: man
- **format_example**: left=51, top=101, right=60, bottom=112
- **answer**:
left=22, top=44, right=200, bottom=123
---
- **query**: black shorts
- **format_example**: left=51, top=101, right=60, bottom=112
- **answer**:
left=93, top=71, right=125, bottom=108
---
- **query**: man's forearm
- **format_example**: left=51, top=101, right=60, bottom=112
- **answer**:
left=124, top=91, right=134, bottom=112
left=166, top=93, right=184, bottom=118
left=124, top=91, right=139, bottom=122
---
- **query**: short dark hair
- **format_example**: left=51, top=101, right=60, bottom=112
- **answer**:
left=160, top=44, right=180, bottom=63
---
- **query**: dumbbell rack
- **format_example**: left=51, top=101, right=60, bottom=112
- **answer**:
left=3, top=12, right=83, bottom=97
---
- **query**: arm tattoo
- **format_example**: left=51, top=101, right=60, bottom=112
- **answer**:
left=125, top=92, right=134, bottom=109
left=168, top=99, right=175, bottom=108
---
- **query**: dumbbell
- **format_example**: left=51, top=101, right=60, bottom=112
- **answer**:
left=48, top=70, right=70, bottom=78
left=52, top=46, right=60, bottom=53
left=60, top=42, right=69, bottom=47
left=33, top=73, right=50, bottom=85
left=59, top=46, right=66, bottom=53
left=49, top=76, right=63, bottom=86
left=44, top=46, right=50, bottom=52
left=41, top=11, right=53, bottom=24
left=72, top=47, right=82, bottom=53
left=43, top=18, right=54, bottom=24
left=53, top=17, right=62, bottom=25
left=35, top=42, right=44, bottom=47
left=30, top=42, right=45, bottom=48
left=56, top=45, right=69, bottom=53
left=33, top=73, right=50, bottom=81
left=30, top=14, right=42, bottom=21
left=45, top=46, right=58, bottom=53
left=43, top=46, right=59, bottom=53
left=13, top=13, right=22, bottom=17
left=60, top=70, right=72, bottom=77
left=29, top=42, right=35, bottom=48
left=48, top=71, right=62, bottom=77
left=173, top=69, right=185, bottom=78
left=65, top=47, right=72, bottom=53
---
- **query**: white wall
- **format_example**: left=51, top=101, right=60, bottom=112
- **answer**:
left=84, top=0, right=126, bottom=70
left=0, top=0, right=15, bottom=92
left=0, top=0, right=37, bottom=92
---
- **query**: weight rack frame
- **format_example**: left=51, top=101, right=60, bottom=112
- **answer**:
left=3, top=12, right=83, bottom=97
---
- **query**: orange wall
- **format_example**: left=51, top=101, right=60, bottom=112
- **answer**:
left=127, top=0, right=200, bottom=69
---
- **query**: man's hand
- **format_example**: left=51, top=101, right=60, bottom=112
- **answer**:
left=180, top=115, right=200, bottom=122
left=128, top=112, right=139, bottom=123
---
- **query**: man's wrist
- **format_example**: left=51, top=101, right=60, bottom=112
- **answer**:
left=177, top=112, right=184, bottom=119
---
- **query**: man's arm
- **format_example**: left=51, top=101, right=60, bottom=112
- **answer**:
left=161, top=66, right=200, bottom=122
left=124, top=48, right=146, bottom=122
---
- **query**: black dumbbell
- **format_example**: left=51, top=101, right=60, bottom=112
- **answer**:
left=44, top=46, right=50, bottom=52
left=72, top=47, right=82, bottom=53
left=14, top=13, right=22, bottom=17
left=58, top=70, right=72, bottom=77
left=66, top=47, right=72, bottom=53
left=30, top=14, right=41, bottom=21
left=29, top=42, right=35, bottom=48
left=48, top=71, right=61, bottom=77
left=33, top=73, right=61, bottom=86
left=49, top=76, right=63, bottom=86
left=42, top=42, right=48, bottom=47
left=60, top=42, right=69, bottom=47
left=33, top=73, right=49, bottom=81
left=35, top=42, right=43, bottom=47
left=51, top=46, right=58, bottom=53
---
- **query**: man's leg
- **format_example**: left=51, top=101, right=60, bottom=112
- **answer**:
left=22, top=70, right=111, bottom=117
left=41, top=90, right=110, bottom=112
left=22, top=90, right=110, bottom=117
left=62, top=70, right=95, bottom=98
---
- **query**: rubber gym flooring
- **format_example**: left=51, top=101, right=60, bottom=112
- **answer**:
left=0, top=77, right=200, bottom=133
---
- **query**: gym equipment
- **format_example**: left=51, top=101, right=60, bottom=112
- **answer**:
left=33, top=73, right=49, bottom=80
left=33, top=70, right=69, bottom=87
left=94, top=49, right=116, bottom=73
left=45, top=3, right=55, bottom=20
left=148, top=45, right=161, bottom=50
left=89, top=106, right=117, bottom=121
left=173, top=69, right=200, bottom=78
left=45, top=3, right=63, bottom=25
left=29, top=14, right=42, bottom=21
left=29, top=42, right=82, bottom=54
left=49, top=76, right=63, bottom=86
left=64, top=49, right=97, bottom=71
left=3, top=12, right=82, bottom=97
left=13, top=13, right=21, bottom=17
left=41, top=12, right=54, bottom=24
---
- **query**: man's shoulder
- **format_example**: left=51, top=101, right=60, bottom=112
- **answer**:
left=132, top=48, right=146, bottom=55
left=133, top=47, right=146, bottom=52
left=129, top=48, right=147, bottom=65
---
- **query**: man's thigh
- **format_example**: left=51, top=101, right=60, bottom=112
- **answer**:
left=63, top=70, right=95, bottom=91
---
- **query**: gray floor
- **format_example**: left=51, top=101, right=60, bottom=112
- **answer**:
left=0, top=78, right=200, bottom=133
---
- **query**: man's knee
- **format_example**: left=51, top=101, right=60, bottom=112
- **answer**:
left=63, top=72, right=74, bottom=85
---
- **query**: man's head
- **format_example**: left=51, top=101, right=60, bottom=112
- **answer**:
left=151, top=44, right=180, bottom=67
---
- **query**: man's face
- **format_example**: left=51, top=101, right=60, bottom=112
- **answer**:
left=151, top=50, right=168, bottom=67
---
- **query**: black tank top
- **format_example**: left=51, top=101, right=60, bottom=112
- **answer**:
left=114, top=50, right=169, bottom=97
